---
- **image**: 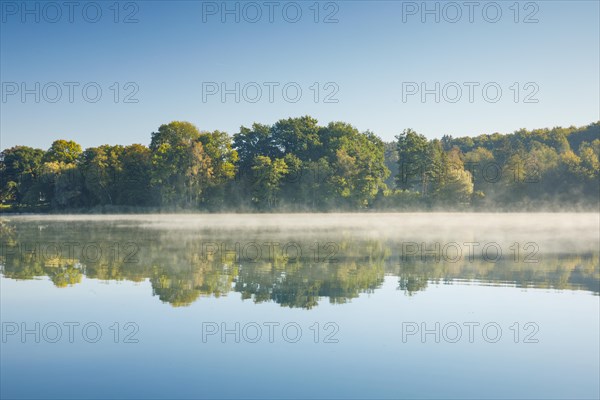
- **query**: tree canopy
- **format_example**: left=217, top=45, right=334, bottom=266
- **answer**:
left=1, top=118, right=598, bottom=211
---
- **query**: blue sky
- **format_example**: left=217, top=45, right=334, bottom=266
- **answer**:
left=1, top=0, right=599, bottom=150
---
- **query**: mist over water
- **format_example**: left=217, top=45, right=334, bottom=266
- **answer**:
left=4, top=212, right=598, bottom=254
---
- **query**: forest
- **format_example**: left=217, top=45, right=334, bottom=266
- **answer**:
left=1, top=117, right=599, bottom=212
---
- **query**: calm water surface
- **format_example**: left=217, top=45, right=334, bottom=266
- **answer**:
left=1, top=213, right=599, bottom=399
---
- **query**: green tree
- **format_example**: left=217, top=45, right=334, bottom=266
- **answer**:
left=579, top=142, right=600, bottom=180
left=150, top=122, right=213, bottom=207
left=44, top=140, right=82, bottom=164
left=322, top=123, right=389, bottom=207
left=0, top=146, right=44, bottom=205
left=271, top=116, right=321, bottom=160
left=119, top=144, right=153, bottom=206
left=395, top=129, right=429, bottom=192
left=233, top=123, right=277, bottom=171
left=38, top=161, right=83, bottom=208
left=80, top=145, right=124, bottom=206
left=383, top=141, right=399, bottom=189
left=250, top=155, right=288, bottom=208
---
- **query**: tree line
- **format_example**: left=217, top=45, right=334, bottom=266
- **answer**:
left=1, top=117, right=598, bottom=211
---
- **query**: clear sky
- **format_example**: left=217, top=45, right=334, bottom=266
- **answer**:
left=1, top=0, right=599, bottom=150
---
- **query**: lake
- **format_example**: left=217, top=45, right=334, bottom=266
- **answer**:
left=1, top=213, right=599, bottom=399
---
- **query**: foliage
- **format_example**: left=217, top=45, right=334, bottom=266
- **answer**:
left=1, top=119, right=598, bottom=211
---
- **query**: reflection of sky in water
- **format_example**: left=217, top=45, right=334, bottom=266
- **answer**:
left=2, top=277, right=599, bottom=399
left=1, top=214, right=599, bottom=399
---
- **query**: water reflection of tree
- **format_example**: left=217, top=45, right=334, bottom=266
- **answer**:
left=395, top=254, right=600, bottom=295
left=235, top=260, right=385, bottom=309
left=1, top=221, right=598, bottom=308
left=150, top=260, right=237, bottom=307
left=49, top=265, right=82, bottom=287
